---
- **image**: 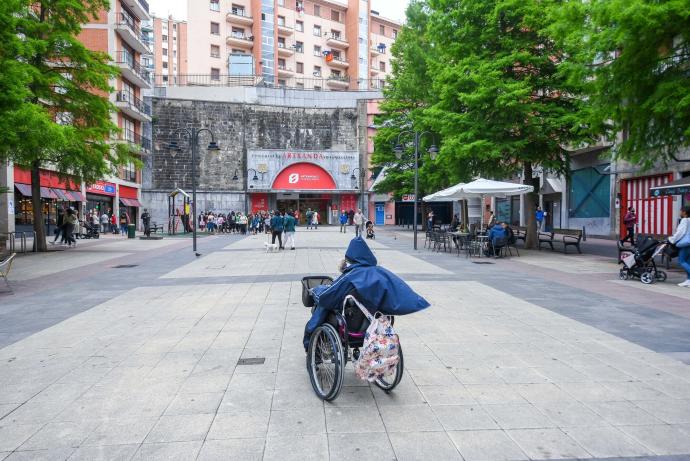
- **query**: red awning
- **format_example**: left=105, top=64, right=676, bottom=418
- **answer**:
left=15, top=183, right=32, bottom=196
left=69, top=191, right=85, bottom=202
left=129, top=198, right=142, bottom=207
left=120, top=198, right=142, bottom=207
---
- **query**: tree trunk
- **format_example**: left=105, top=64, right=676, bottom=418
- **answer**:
left=523, top=162, right=538, bottom=249
left=31, top=161, right=48, bottom=252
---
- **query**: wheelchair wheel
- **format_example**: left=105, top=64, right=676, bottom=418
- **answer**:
left=374, top=344, right=404, bottom=393
left=307, top=323, right=344, bottom=401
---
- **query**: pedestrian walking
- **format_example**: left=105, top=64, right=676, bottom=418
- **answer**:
left=64, top=209, right=77, bottom=247
left=669, top=206, right=690, bottom=287
left=270, top=210, right=284, bottom=249
left=339, top=211, right=348, bottom=233
left=427, top=210, right=434, bottom=230
left=284, top=211, right=297, bottom=250
left=306, top=208, right=313, bottom=230
left=354, top=209, right=364, bottom=237
left=348, top=209, right=355, bottom=226
left=51, top=208, right=65, bottom=245
left=119, top=210, right=129, bottom=236
left=620, top=207, right=637, bottom=246
left=312, top=210, right=319, bottom=229
left=536, top=206, right=545, bottom=232
left=110, top=213, right=117, bottom=234
left=141, top=209, right=151, bottom=237
left=100, top=211, right=109, bottom=234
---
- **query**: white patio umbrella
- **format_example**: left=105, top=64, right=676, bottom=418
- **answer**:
left=422, top=183, right=467, bottom=202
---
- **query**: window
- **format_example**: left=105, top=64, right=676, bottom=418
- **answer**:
left=313, top=45, right=321, bottom=57
left=232, top=48, right=245, bottom=53
left=278, top=37, right=286, bottom=48
left=162, top=34, right=167, bottom=41
left=331, top=69, right=341, bottom=77
left=122, top=161, right=137, bottom=183
left=313, top=65, right=321, bottom=77
left=210, top=22, right=220, bottom=35
left=392, top=29, right=398, bottom=39
left=379, top=25, right=385, bottom=35
left=278, top=58, right=286, bottom=69
left=331, top=50, right=341, bottom=60
left=295, top=41, right=304, bottom=53
left=379, top=61, right=385, bottom=71
left=231, top=4, right=246, bottom=16
left=231, top=27, right=245, bottom=37
left=295, top=21, right=303, bottom=32
left=313, top=25, right=321, bottom=36
left=296, top=1, right=304, bottom=13
left=296, top=82, right=304, bottom=89
left=314, top=4, right=320, bottom=17
left=278, top=0, right=284, bottom=5
left=331, top=9, right=340, bottom=22
left=162, top=75, right=168, bottom=82
left=162, top=48, right=168, bottom=55
left=162, top=61, right=168, bottom=69
left=314, top=85, right=321, bottom=91
left=277, top=16, right=286, bottom=26
left=173, top=23, right=177, bottom=30
left=210, top=0, right=219, bottom=11
left=296, top=62, right=303, bottom=73
left=211, top=45, right=220, bottom=58
left=330, top=29, right=341, bottom=40
left=173, top=50, right=177, bottom=57
left=211, top=68, right=220, bottom=81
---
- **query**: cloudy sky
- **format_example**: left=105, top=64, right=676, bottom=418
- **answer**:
left=149, top=0, right=410, bottom=23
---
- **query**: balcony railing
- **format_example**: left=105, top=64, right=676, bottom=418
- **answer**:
left=120, top=129, right=151, bottom=151
left=118, top=12, right=143, bottom=40
left=231, top=7, right=249, bottom=17
left=229, top=32, right=253, bottom=41
left=152, top=74, right=386, bottom=91
left=116, top=91, right=151, bottom=116
left=114, top=50, right=152, bottom=84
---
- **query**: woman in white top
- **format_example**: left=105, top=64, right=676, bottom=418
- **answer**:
left=669, top=205, right=690, bottom=287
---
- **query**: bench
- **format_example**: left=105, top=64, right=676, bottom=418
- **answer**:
left=539, top=228, right=583, bottom=254
left=514, top=226, right=527, bottom=244
left=0, top=253, right=16, bottom=292
left=149, top=222, right=164, bottom=234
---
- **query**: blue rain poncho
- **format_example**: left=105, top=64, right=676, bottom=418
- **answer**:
left=303, top=237, right=430, bottom=349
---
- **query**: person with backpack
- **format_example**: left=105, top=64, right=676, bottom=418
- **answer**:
left=669, top=206, right=690, bottom=287
left=270, top=210, right=285, bottom=249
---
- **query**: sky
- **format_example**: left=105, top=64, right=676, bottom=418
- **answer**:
left=148, top=0, right=410, bottom=23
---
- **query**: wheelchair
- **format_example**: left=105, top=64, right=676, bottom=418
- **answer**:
left=301, top=276, right=404, bottom=401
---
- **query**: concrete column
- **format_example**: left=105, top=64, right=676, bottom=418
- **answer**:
left=0, top=163, right=16, bottom=236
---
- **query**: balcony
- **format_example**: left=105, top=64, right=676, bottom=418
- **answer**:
left=115, top=91, right=151, bottom=122
left=277, top=65, right=294, bottom=77
left=277, top=23, right=294, bottom=36
left=226, top=32, right=254, bottom=49
left=277, top=42, right=295, bottom=57
left=326, top=33, right=349, bottom=49
left=227, top=8, right=253, bottom=26
left=370, top=45, right=386, bottom=56
left=326, top=75, right=349, bottom=89
left=115, top=12, right=151, bottom=55
left=370, top=66, right=380, bottom=75
left=121, top=0, right=150, bottom=21
left=326, top=56, right=349, bottom=69
left=114, top=50, right=152, bottom=89
left=118, top=129, right=151, bottom=153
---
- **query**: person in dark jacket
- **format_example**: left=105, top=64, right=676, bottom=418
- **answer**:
left=270, top=211, right=284, bottom=249
left=284, top=211, right=297, bottom=250
left=620, top=207, right=637, bottom=246
left=303, top=237, right=430, bottom=350
left=141, top=209, right=151, bottom=237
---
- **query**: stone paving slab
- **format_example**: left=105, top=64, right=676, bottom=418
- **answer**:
left=1, top=228, right=690, bottom=460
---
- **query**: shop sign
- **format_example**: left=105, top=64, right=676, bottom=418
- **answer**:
left=86, top=181, right=116, bottom=196
left=402, top=194, right=416, bottom=202
left=272, top=163, right=337, bottom=190
left=251, top=193, right=268, bottom=213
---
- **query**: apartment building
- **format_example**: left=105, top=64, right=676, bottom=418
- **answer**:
left=151, top=15, right=189, bottom=85
left=185, top=0, right=400, bottom=90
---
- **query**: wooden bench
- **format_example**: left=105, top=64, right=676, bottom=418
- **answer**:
left=539, top=228, right=583, bottom=253
left=514, top=226, right=527, bottom=244
left=0, top=253, right=16, bottom=292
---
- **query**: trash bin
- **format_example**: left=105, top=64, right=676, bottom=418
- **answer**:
left=127, top=224, right=136, bottom=239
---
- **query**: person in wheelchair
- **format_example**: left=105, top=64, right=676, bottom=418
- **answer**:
left=303, top=236, right=429, bottom=351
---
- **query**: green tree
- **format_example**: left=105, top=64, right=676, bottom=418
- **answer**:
left=551, top=0, right=690, bottom=166
left=0, top=0, right=137, bottom=251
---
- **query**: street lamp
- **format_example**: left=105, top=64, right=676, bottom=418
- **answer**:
left=233, top=168, right=265, bottom=213
left=350, top=167, right=367, bottom=214
left=166, top=128, right=220, bottom=255
left=394, top=131, right=438, bottom=250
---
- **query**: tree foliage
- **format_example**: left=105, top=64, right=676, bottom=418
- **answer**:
left=550, top=0, right=690, bottom=166
left=0, top=0, right=138, bottom=250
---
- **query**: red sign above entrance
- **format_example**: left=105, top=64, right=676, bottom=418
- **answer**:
left=86, top=181, right=116, bottom=196
left=251, top=193, right=268, bottom=213
left=272, top=163, right=337, bottom=190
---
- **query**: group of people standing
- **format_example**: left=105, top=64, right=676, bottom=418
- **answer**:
left=50, top=207, right=131, bottom=247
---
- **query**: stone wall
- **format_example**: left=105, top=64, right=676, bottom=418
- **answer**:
left=143, top=96, right=361, bottom=222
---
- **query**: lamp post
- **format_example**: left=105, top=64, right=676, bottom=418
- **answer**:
left=233, top=168, right=264, bottom=214
left=167, top=128, right=220, bottom=255
left=394, top=131, right=439, bottom=250
left=350, top=167, right=367, bottom=215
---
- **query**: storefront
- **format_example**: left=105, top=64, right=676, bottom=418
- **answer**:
left=118, top=185, right=142, bottom=227
left=12, top=167, right=83, bottom=233
left=85, top=181, right=116, bottom=218
left=620, top=173, right=673, bottom=237
left=246, top=150, right=361, bottom=225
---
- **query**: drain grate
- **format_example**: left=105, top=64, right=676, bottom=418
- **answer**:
left=237, top=357, right=265, bottom=366
left=113, top=264, right=138, bottom=268
left=472, top=261, right=494, bottom=265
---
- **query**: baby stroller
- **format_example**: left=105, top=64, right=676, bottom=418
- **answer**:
left=619, top=236, right=667, bottom=284
left=301, top=276, right=403, bottom=401
left=365, top=220, right=375, bottom=239
left=80, top=221, right=100, bottom=239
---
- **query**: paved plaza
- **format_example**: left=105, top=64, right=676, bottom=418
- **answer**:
left=1, top=228, right=690, bottom=460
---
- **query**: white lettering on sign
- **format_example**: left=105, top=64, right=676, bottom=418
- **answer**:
left=288, top=173, right=299, bottom=184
